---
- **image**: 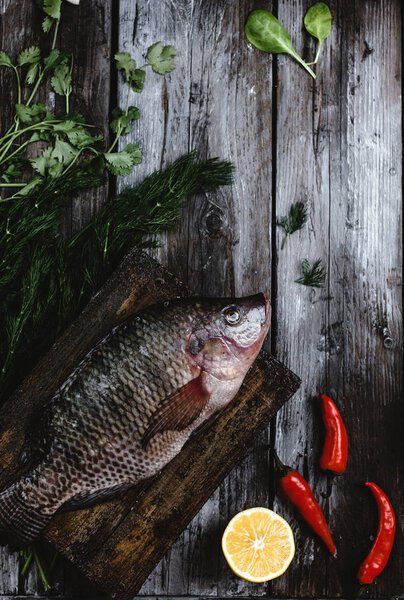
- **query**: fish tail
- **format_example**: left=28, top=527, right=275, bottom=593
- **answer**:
left=0, top=483, right=52, bottom=547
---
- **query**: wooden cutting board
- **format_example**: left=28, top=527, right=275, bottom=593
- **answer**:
left=0, top=248, right=300, bottom=600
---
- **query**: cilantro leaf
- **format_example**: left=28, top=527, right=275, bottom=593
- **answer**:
left=110, top=106, right=140, bottom=135
left=114, top=52, right=145, bottom=92
left=123, top=143, right=142, bottom=165
left=115, top=52, right=136, bottom=78
left=15, top=103, right=47, bottom=124
left=25, top=62, right=40, bottom=85
left=146, top=42, right=176, bottom=75
left=0, top=159, right=25, bottom=183
left=51, top=63, right=72, bottom=96
left=42, top=0, right=62, bottom=19
left=42, top=16, right=54, bottom=33
left=104, top=151, right=135, bottom=176
left=44, top=49, right=64, bottom=71
left=0, top=51, right=13, bottom=68
left=51, top=139, right=76, bottom=164
left=31, top=147, right=57, bottom=176
left=66, top=126, right=101, bottom=149
left=17, top=46, right=40, bottom=66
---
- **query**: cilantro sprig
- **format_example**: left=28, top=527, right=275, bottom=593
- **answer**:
left=0, top=2, right=177, bottom=202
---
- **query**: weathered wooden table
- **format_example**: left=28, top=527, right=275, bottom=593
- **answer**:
left=0, top=0, right=402, bottom=598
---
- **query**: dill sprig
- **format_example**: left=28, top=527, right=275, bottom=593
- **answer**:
left=295, top=258, right=326, bottom=288
left=0, top=152, right=234, bottom=401
left=277, top=201, right=308, bottom=249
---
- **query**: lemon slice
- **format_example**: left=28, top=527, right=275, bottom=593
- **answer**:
left=222, top=507, right=295, bottom=583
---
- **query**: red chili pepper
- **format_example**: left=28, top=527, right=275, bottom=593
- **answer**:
left=319, top=394, right=348, bottom=474
left=274, top=453, right=336, bottom=556
left=357, top=482, right=396, bottom=585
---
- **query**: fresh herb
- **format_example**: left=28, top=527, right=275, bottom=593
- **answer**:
left=277, top=201, right=308, bottom=249
left=295, top=259, right=326, bottom=288
left=146, top=42, right=176, bottom=74
left=0, top=0, right=177, bottom=200
left=0, top=152, right=234, bottom=401
left=245, top=9, right=316, bottom=79
left=304, top=2, right=332, bottom=65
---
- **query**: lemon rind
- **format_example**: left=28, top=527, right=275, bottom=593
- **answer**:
left=221, top=507, right=295, bottom=583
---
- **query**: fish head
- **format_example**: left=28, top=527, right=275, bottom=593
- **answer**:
left=187, top=293, right=271, bottom=380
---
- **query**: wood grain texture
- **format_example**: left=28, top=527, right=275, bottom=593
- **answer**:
left=273, top=0, right=403, bottom=598
left=0, top=0, right=403, bottom=597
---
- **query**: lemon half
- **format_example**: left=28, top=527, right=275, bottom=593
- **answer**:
left=222, top=507, right=295, bottom=583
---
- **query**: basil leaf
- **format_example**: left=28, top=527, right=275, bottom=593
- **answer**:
left=304, top=2, right=332, bottom=43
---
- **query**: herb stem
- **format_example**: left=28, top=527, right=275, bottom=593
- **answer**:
left=33, top=549, right=51, bottom=592
left=26, top=67, right=45, bottom=107
left=0, top=139, right=32, bottom=167
left=20, top=551, right=34, bottom=576
left=307, top=40, right=323, bottom=65
left=51, top=18, right=60, bottom=51
left=289, top=49, right=316, bottom=79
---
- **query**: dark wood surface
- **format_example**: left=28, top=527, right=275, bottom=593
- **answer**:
left=0, top=0, right=403, bottom=598
left=0, top=246, right=299, bottom=600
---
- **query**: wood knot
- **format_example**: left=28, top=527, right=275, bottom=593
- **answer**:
left=202, top=207, right=227, bottom=239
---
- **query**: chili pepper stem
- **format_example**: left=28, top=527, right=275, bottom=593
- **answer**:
left=272, top=450, right=290, bottom=477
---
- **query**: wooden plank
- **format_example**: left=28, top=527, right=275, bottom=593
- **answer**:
left=0, top=247, right=299, bottom=599
left=273, top=0, right=403, bottom=598
left=325, top=1, right=403, bottom=598
left=272, top=0, right=336, bottom=595
left=117, top=1, right=274, bottom=595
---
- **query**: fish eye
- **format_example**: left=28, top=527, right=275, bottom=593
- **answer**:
left=223, top=305, right=241, bottom=325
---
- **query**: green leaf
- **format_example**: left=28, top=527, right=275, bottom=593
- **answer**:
left=17, top=46, right=40, bottom=66
left=44, top=49, right=62, bottom=71
left=0, top=51, right=13, bottom=68
left=115, top=52, right=136, bottom=78
left=31, top=147, right=57, bottom=176
left=0, top=160, right=25, bottom=183
left=17, top=176, right=44, bottom=196
left=25, top=62, right=40, bottom=85
left=128, top=68, right=145, bottom=93
left=15, top=103, right=47, bottom=124
left=51, top=139, right=76, bottom=164
left=42, top=0, right=62, bottom=19
left=146, top=42, right=176, bottom=75
left=245, top=10, right=316, bottom=79
left=42, top=16, right=54, bottom=33
left=110, top=106, right=140, bottom=135
left=104, top=151, right=135, bottom=176
left=304, top=2, right=332, bottom=42
left=123, top=143, right=142, bottom=165
left=114, top=52, right=146, bottom=92
left=51, top=63, right=72, bottom=96
left=66, top=127, right=101, bottom=149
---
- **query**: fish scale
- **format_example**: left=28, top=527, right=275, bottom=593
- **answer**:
left=0, top=294, right=270, bottom=546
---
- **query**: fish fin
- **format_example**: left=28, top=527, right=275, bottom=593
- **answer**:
left=142, top=373, right=210, bottom=448
left=62, top=482, right=133, bottom=510
left=0, top=483, right=52, bottom=547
